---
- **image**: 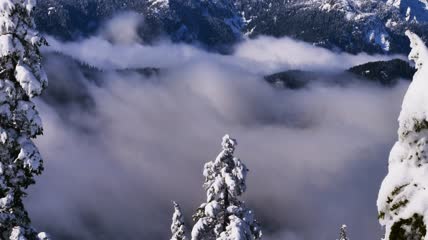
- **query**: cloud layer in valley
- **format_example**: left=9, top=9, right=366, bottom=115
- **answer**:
left=26, top=12, right=410, bottom=240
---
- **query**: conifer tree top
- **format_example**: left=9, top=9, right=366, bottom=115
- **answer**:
left=338, top=225, right=349, bottom=240
left=398, top=31, right=428, bottom=134
left=221, top=134, right=237, bottom=153
left=171, top=201, right=187, bottom=240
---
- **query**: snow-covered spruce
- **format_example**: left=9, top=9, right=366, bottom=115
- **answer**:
left=0, top=0, right=48, bottom=239
left=171, top=201, right=187, bottom=240
left=377, top=31, right=428, bottom=240
left=338, top=225, right=349, bottom=240
left=191, top=135, right=261, bottom=240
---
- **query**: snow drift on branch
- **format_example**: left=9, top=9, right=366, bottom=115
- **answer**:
left=377, top=31, right=428, bottom=239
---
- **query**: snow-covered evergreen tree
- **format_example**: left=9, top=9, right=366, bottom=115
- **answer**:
left=171, top=201, right=187, bottom=240
left=191, top=135, right=261, bottom=240
left=0, top=0, right=48, bottom=239
left=338, top=225, right=349, bottom=240
left=377, top=31, right=428, bottom=240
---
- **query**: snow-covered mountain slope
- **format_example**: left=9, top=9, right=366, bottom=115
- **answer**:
left=387, top=0, right=428, bottom=22
left=34, top=0, right=428, bottom=54
left=318, top=0, right=428, bottom=23
left=239, top=0, right=428, bottom=54
left=35, top=0, right=242, bottom=52
left=149, top=0, right=169, bottom=10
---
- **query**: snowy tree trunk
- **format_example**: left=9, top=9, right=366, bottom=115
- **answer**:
left=0, top=1, right=48, bottom=239
left=222, top=185, right=229, bottom=233
left=377, top=31, right=428, bottom=240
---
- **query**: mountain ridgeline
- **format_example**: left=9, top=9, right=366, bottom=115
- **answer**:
left=35, top=0, right=428, bottom=54
left=265, top=59, right=416, bottom=89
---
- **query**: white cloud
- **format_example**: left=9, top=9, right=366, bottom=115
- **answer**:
left=26, top=12, right=411, bottom=240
